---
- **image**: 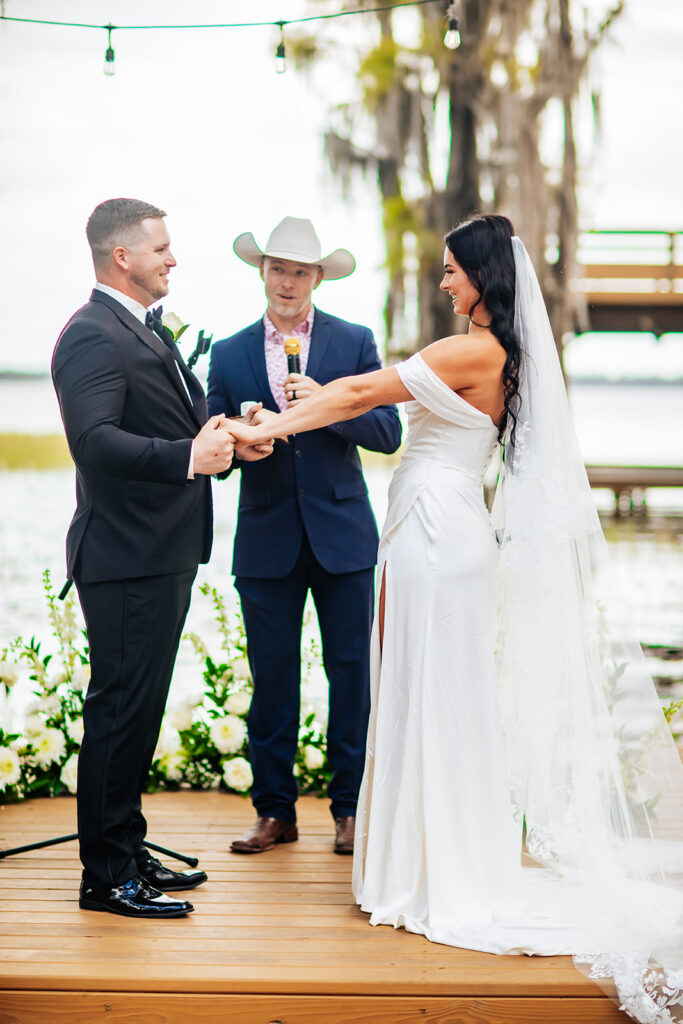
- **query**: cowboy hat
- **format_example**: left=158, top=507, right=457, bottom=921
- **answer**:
left=233, top=216, right=356, bottom=280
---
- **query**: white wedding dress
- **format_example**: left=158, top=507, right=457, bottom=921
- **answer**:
left=351, top=239, right=683, bottom=1022
left=352, top=352, right=528, bottom=947
left=352, top=351, right=660, bottom=955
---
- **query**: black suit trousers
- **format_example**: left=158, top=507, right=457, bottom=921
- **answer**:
left=75, top=568, right=196, bottom=891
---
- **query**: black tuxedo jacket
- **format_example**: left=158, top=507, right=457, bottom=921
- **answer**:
left=52, top=289, right=212, bottom=583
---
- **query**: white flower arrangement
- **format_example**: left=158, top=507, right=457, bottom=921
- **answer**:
left=225, top=690, right=251, bottom=716
left=0, top=746, right=21, bottom=791
left=209, top=714, right=247, bottom=755
left=0, top=659, right=19, bottom=689
left=64, top=715, right=84, bottom=745
left=303, top=744, right=325, bottom=771
left=60, top=753, right=79, bottom=794
left=231, top=657, right=251, bottom=682
left=223, top=757, right=253, bottom=792
left=1, top=575, right=331, bottom=803
left=23, top=714, right=46, bottom=739
left=158, top=750, right=185, bottom=782
left=71, top=664, right=91, bottom=691
left=166, top=701, right=196, bottom=732
left=31, top=727, right=66, bottom=768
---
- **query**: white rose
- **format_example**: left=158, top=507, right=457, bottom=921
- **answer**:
left=303, top=745, right=324, bottom=771
left=65, top=716, right=84, bottom=745
left=24, top=714, right=46, bottom=739
left=32, top=727, right=66, bottom=768
left=210, top=715, right=247, bottom=755
left=0, top=660, right=19, bottom=688
left=159, top=751, right=185, bottom=782
left=154, top=727, right=182, bottom=762
left=60, top=753, right=79, bottom=794
left=231, top=657, right=251, bottom=681
left=71, top=664, right=91, bottom=691
left=166, top=702, right=195, bottom=732
left=223, top=756, right=253, bottom=792
left=161, top=311, right=189, bottom=341
left=0, top=745, right=22, bottom=790
left=226, top=691, right=251, bottom=716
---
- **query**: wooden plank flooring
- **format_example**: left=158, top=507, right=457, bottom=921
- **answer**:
left=0, top=792, right=623, bottom=1023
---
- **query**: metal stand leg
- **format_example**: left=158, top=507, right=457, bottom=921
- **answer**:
left=0, top=833, right=197, bottom=866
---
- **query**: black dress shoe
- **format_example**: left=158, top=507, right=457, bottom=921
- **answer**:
left=137, top=852, right=207, bottom=892
left=79, top=876, right=194, bottom=918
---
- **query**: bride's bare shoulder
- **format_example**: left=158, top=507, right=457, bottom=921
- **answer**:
left=421, top=333, right=505, bottom=377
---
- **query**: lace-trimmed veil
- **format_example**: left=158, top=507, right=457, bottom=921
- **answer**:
left=493, top=236, right=683, bottom=1021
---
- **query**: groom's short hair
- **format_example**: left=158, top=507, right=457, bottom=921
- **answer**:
left=86, top=198, right=167, bottom=265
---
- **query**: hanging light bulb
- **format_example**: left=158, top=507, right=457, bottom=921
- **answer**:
left=103, top=24, right=115, bottom=76
left=444, top=4, right=461, bottom=50
left=275, top=22, right=286, bottom=74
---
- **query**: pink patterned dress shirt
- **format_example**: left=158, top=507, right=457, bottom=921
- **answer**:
left=263, top=307, right=314, bottom=411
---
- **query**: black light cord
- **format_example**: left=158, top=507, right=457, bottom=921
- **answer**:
left=0, top=1, right=441, bottom=33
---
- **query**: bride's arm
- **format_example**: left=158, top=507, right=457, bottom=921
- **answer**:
left=228, top=366, right=412, bottom=445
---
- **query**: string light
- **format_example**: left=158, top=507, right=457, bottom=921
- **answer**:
left=275, top=21, right=286, bottom=75
left=0, top=2, right=464, bottom=74
left=444, top=3, right=462, bottom=50
left=103, top=23, right=115, bottom=76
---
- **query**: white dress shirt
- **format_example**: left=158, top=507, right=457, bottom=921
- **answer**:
left=93, top=283, right=196, bottom=478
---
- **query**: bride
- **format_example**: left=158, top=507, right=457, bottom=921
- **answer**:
left=228, top=214, right=683, bottom=1022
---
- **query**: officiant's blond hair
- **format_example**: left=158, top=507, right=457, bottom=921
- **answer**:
left=86, top=198, right=166, bottom=267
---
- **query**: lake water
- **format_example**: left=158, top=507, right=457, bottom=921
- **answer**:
left=1, top=374, right=682, bottom=466
left=1, top=376, right=682, bottom=730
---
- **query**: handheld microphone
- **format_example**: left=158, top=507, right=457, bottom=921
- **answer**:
left=284, top=336, right=301, bottom=399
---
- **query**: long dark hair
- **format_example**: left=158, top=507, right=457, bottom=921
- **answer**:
left=444, top=214, right=520, bottom=447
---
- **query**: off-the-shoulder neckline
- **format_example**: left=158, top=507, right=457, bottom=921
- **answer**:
left=414, top=351, right=497, bottom=429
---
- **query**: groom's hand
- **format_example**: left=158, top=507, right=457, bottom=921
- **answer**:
left=193, top=415, right=235, bottom=474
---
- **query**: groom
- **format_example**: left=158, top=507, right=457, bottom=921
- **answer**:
left=52, top=198, right=249, bottom=919
left=208, top=217, right=402, bottom=855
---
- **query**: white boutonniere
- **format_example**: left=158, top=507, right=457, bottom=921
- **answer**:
left=161, top=311, right=189, bottom=342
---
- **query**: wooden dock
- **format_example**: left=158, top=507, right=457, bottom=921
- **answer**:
left=0, top=791, right=623, bottom=1023
left=574, top=229, right=683, bottom=335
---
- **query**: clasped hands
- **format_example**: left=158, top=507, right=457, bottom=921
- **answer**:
left=193, top=372, right=317, bottom=474
left=193, top=404, right=277, bottom=475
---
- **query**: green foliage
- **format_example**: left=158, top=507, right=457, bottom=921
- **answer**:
left=358, top=37, right=401, bottom=109
left=662, top=700, right=683, bottom=726
left=287, top=33, right=320, bottom=71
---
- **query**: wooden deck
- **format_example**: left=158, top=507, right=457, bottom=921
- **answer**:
left=0, top=792, right=623, bottom=1023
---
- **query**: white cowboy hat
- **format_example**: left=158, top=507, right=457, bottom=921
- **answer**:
left=233, top=216, right=356, bottom=280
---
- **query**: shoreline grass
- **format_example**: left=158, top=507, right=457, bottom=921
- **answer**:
left=0, top=433, right=72, bottom=471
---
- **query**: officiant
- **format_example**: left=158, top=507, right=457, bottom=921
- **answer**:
left=207, top=217, right=401, bottom=855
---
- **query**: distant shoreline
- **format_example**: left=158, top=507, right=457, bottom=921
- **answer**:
left=0, top=371, right=50, bottom=381
left=1, top=371, right=681, bottom=386
left=0, top=433, right=71, bottom=470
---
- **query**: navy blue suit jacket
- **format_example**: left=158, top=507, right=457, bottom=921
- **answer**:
left=207, top=308, right=402, bottom=578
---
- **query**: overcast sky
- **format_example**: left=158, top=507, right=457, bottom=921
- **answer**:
left=1, top=0, right=682, bottom=373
